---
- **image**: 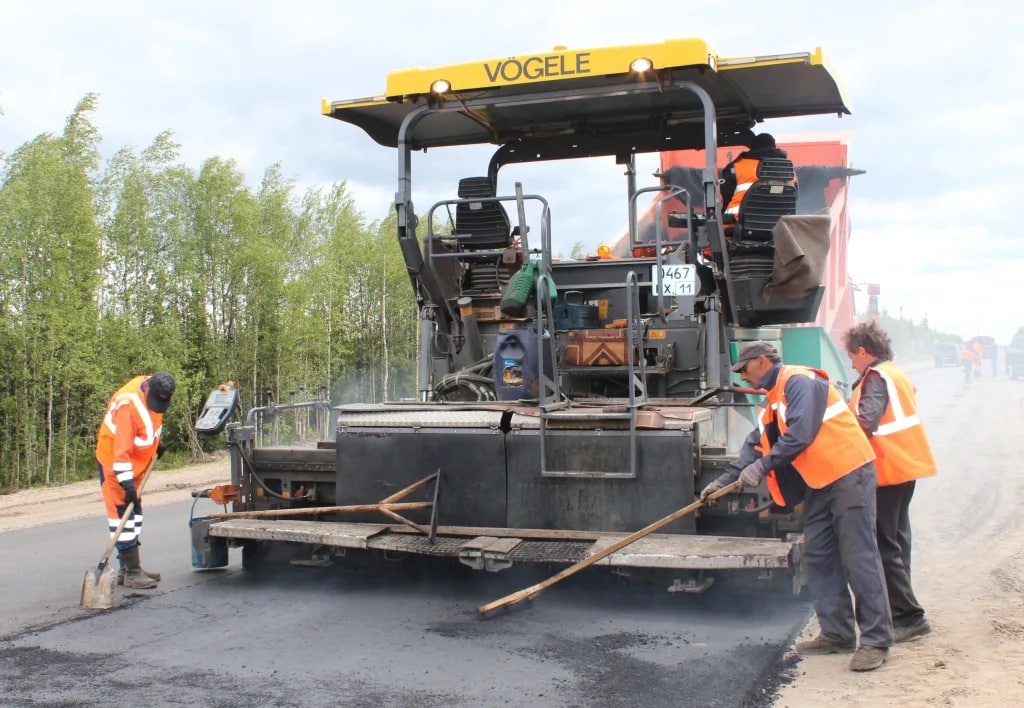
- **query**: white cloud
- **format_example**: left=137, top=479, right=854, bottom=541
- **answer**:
left=2, top=0, right=1021, bottom=342
left=848, top=190, right=1021, bottom=343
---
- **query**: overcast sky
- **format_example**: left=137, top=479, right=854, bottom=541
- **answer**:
left=2, top=1, right=1022, bottom=343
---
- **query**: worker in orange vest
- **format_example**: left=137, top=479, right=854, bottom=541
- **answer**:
left=971, top=339, right=985, bottom=377
left=959, top=341, right=977, bottom=383
left=699, top=341, right=893, bottom=672
left=95, top=373, right=175, bottom=589
left=844, top=321, right=938, bottom=644
left=720, top=133, right=794, bottom=220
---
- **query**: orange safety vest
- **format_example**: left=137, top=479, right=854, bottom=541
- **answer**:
left=95, top=375, right=164, bottom=484
left=850, top=361, right=938, bottom=487
left=723, top=157, right=798, bottom=219
left=724, top=158, right=761, bottom=217
left=759, top=365, right=876, bottom=506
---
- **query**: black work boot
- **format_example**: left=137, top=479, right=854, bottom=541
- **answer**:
left=121, top=546, right=158, bottom=590
left=794, top=634, right=856, bottom=655
left=894, top=619, right=931, bottom=643
left=117, top=565, right=162, bottom=585
left=117, top=548, right=161, bottom=585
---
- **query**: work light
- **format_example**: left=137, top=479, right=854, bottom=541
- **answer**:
left=630, top=57, right=653, bottom=73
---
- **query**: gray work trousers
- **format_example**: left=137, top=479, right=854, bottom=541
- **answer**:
left=803, top=462, right=894, bottom=648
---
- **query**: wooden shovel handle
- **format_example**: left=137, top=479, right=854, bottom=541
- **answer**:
left=96, top=456, right=158, bottom=571
left=477, top=480, right=743, bottom=617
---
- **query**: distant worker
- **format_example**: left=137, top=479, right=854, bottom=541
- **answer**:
left=720, top=133, right=794, bottom=220
left=95, top=372, right=175, bottom=589
left=844, top=321, right=937, bottom=643
left=971, top=339, right=985, bottom=377
left=959, top=341, right=977, bottom=383
left=596, top=244, right=620, bottom=260
left=699, top=341, right=893, bottom=671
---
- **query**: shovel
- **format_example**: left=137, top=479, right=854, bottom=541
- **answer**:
left=81, top=457, right=156, bottom=609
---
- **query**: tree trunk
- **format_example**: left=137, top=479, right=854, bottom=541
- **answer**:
left=381, top=250, right=390, bottom=400
left=45, top=372, right=54, bottom=485
left=251, top=312, right=259, bottom=403
left=61, top=391, right=70, bottom=485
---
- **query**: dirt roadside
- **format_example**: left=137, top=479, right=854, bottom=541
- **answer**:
left=0, top=458, right=231, bottom=533
left=774, top=373, right=1024, bottom=707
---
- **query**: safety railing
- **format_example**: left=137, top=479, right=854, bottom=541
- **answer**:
left=537, top=270, right=648, bottom=480
left=424, top=184, right=550, bottom=329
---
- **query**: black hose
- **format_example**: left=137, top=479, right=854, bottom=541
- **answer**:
left=433, top=355, right=497, bottom=402
left=236, top=444, right=294, bottom=502
left=434, top=372, right=497, bottom=402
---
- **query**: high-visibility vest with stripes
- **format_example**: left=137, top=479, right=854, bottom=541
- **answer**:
left=724, top=158, right=761, bottom=217
left=95, top=375, right=164, bottom=484
left=760, top=365, right=876, bottom=506
left=850, top=361, right=938, bottom=487
left=724, top=157, right=797, bottom=218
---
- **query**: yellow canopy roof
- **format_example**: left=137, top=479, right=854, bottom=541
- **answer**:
left=322, top=39, right=850, bottom=152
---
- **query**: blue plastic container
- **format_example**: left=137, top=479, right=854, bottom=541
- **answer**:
left=493, top=329, right=552, bottom=401
left=190, top=516, right=229, bottom=568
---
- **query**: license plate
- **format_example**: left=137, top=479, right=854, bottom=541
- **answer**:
left=651, top=264, right=696, bottom=296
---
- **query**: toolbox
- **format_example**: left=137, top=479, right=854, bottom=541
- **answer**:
left=564, top=328, right=635, bottom=366
left=553, top=291, right=600, bottom=330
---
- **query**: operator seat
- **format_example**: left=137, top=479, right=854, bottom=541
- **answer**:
left=724, top=157, right=824, bottom=328
left=727, top=158, right=798, bottom=243
left=454, top=177, right=511, bottom=249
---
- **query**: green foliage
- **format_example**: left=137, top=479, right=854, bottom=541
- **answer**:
left=0, top=95, right=103, bottom=487
left=0, top=95, right=418, bottom=489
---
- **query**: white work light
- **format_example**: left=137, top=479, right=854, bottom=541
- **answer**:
left=630, top=57, right=653, bottom=73
left=431, top=79, right=451, bottom=95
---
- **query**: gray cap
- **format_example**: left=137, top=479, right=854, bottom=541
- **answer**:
left=145, top=372, right=176, bottom=413
left=731, top=341, right=779, bottom=372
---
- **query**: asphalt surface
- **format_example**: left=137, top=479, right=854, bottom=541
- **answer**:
left=5, top=355, right=967, bottom=708
left=2, top=354, right=974, bottom=708
left=1, top=355, right=991, bottom=708
left=3, top=568, right=812, bottom=708
left=0, top=492, right=812, bottom=708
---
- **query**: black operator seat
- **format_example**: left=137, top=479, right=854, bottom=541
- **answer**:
left=454, top=177, right=512, bottom=250
left=732, top=158, right=798, bottom=242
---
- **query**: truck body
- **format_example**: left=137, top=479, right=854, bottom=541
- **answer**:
left=192, top=38, right=856, bottom=593
left=1007, top=329, right=1024, bottom=379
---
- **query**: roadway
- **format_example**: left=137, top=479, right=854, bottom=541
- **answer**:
left=0, top=357, right=1001, bottom=708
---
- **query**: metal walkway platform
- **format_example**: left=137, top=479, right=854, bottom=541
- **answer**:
left=209, top=519, right=799, bottom=571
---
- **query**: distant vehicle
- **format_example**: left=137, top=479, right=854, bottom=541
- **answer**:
left=1007, top=328, right=1024, bottom=380
left=933, top=341, right=958, bottom=367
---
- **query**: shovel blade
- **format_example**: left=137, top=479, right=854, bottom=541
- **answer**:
left=80, top=565, right=116, bottom=609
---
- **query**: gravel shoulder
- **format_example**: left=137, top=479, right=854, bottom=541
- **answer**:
left=775, top=369, right=1024, bottom=707
left=0, top=457, right=231, bottom=533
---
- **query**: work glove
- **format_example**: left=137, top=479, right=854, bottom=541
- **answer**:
left=156, top=442, right=166, bottom=460
left=699, top=479, right=725, bottom=504
left=122, top=482, right=138, bottom=507
left=738, top=459, right=766, bottom=488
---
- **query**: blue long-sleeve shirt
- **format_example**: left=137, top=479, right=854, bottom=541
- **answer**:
left=720, top=363, right=828, bottom=481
